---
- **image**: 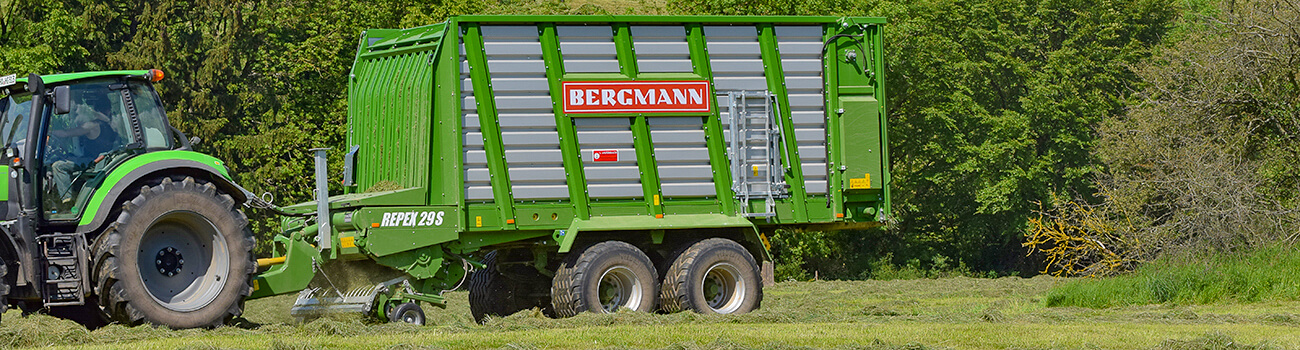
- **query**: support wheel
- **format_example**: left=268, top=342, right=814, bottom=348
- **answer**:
left=551, top=241, right=657, bottom=317
left=389, top=302, right=425, bottom=325
left=91, top=177, right=255, bottom=328
left=660, top=238, right=762, bottom=314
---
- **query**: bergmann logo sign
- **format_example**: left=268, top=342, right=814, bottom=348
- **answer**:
left=562, top=81, right=711, bottom=114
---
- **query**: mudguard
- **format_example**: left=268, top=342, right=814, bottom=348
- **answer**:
left=74, top=150, right=244, bottom=234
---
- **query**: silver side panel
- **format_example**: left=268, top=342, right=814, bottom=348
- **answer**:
left=777, top=25, right=829, bottom=194
left=559, top=26, right=620, bottom=73
left=460, top=36, right=493, bottom=201
left=649, top=117, right=715, bottom=197
left=575, top=118, right=642, bottom=199
left=484, top=26, right=568, bottom=200
left=632, top=26, right=693, bottom=73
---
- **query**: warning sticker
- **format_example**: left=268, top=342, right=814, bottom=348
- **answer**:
left=592, top=149, right=619, bottom=162
left=563, top=81, right=711, bottom=114
left=849, top=173, right=871, bottom=189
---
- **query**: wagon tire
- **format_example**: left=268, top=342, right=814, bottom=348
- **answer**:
left=551, top=241, right=657, bottom=317
left=91, top=176, right=255, bottom=328
left=469, top=250, right=530, bottom=323
left=659, top=238, right=762, bottom=314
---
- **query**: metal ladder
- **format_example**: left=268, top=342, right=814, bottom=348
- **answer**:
left=726, top=91, right=789, bottom=218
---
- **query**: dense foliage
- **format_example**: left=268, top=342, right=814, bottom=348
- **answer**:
left=1026, top=0, right=1300, bottom=276
left=4, top=0, right=1268, bottom=279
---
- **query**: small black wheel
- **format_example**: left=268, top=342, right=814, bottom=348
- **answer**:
left=660, top=238, right=762, bottom=314
left=551, top=241, right=658, bottom=317
left=389, top=302, right=425, bottom=325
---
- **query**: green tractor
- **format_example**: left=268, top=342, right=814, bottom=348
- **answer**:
left=0, top=71, right=255, bottom=328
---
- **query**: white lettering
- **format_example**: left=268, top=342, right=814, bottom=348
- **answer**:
left=586, top=89, right=599, bottom=106
left=689, top=88, right=703, bottom=105
left=657, top=89, right=672, bottom=104
left=601, top=89, right=616, bottom=106
left=569, top=89, right=584, bottom=105
left=617, top=89, right=632, bottom=105
left=381, top=213, right=392, bottom=226
left=435, top=211, right=445, bottom=226
left=673, top=89, right=688, bottom=104
left=636, top=89, right=653, bottom=105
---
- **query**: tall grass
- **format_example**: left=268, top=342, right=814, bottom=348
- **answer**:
left=1046, top=245, right=1300, bottom=308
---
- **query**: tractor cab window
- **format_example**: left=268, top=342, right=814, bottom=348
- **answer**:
left=43, top=81, right=134, bottom=220
left=0, top=93, right=33, bottom=157
left=130, top=83, right=172, bottom=150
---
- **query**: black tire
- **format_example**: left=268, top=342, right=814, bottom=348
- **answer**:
left=91, top=176, right=255, bottom=328
left=551, top=241, right=658, bottom=317
left=660, top=238, right=762, bottom=314
left=469, top=251, right=523, bottom=323
left=0, top=256, right=7, bottom=324
left=389, top=302, right=425, bottom=325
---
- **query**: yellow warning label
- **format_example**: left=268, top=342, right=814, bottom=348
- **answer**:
left=654, top=194, right=661, bottom=205
left=475, top=216, right=483, bottom=227
left=752, top=165, right=759, bottom=176
left=849, top=173, right=871, bottom=189
left=252, top=279, right=260, bottom=292
left=340, top=236, right=356, bottom=248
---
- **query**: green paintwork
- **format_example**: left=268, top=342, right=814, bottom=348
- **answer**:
left=463, top=23, right=518, bottom=229
left=280, top=187, right=428, bottom=214
left=77, top=150, right=231, bottom=226
left=539, top=24, right=592, bottom=219
left=757, top=24, right=809, bottom=222
left=249, top=233, right=321, bottom=299
left=14, top=70, right=153, bottom=85
left=256, top=15, right=890, bottom=302
left=0, top=165, right=7, bottom=201
left=555, top=214, right=757, bottom=252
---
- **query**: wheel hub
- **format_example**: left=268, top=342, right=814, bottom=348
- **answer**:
left=155, top=246, right=184, bottom=277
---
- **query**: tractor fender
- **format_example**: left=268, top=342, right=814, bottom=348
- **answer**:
left=75, top=150, right=245, bottom=234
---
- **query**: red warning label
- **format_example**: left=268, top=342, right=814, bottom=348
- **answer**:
left=592, top=150, right=619, bottom=162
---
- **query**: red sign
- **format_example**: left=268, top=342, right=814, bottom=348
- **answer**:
left=592, top=150, right=619, bottom=162
left=563, top=81, right=711, bottom=114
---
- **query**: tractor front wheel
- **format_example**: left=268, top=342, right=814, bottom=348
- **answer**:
left=91, top=177, right=255, bottom=328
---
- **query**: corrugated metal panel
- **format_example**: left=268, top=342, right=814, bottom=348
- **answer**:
left=559, top=26, right=620, bottom=73
left=649, top=117, right=715, bottom=197
left=706, top=26, right=766, bottom=182
left=481, top=26, right=568, bottom=200
left=460, top=37, right=493, bottom=201
left=349, top=41, right=435, bottom=192
left=632, top=26, right=693, bottom=73
left=575, top=118, right=641, bottom=199
left=777, top=25, right=828, bottom=194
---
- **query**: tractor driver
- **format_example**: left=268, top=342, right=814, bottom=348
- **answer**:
left=48, top=89, right=121, bottom=203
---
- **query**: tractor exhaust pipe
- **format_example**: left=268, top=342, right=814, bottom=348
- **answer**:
left=310, top=148, right=331, bottom=250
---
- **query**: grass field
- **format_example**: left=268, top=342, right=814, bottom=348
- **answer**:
left=2, top=276, right=1298, bottom=349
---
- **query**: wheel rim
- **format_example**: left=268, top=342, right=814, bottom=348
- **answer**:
left=401, top=308, right=422, bottom=324
left=597, top=266, right=642, bottom=312
left=701, top=262, right=745, bottom=314
left=136, top=210, right=230, bottom=312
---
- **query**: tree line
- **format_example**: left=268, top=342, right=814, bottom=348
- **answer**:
left=2, top=0, right=1289, bottom=279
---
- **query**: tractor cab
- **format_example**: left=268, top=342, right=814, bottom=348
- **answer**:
left=0, top=70, right=184, bottom=223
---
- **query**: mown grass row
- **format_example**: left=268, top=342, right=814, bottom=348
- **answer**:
left=1046, top=245, right=1300, bottom=308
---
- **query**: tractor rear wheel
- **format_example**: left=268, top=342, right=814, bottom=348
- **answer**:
left=551, top=241, right=657, bottom=317
left=659, top=238, right=761, bottom=314
left=0, top=256, right=8, bottom=324
left=91, top=177, right=255, bottom=328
